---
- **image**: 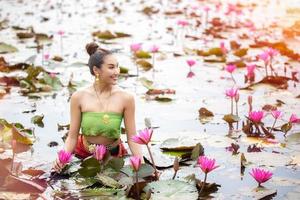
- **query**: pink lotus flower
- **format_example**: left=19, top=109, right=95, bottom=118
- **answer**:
left=187, top=71, right=195, bottom=78
left=186, top=59, right=196, bottom=67
left=132, top=128, right=153, bottom=145
left=225, top=64, right=236, bottom=73
left=197, top=156, right=219, bottom=174
left=249, top=111, right=264, bottom=123
left=58, top=150, right=72, bottom=165
left=57, top=30, right=64, bottom=36
left=129, top=156, right=142, bottom=172
left=246, top=64, right=256, bottom=75
left=44, top=54, right=50, bottom=60
left=150, top=45, right=159, bottom=53
left=130, top=43, right=142, bottom=52
left=177, top=19, right=189, bottom=27
left=259, top=52, right=269, bottom=63
left=250, top=168, right=273, bottom=187
left=220, top=42, right=228, bottom=54
left=225, top=88, right=238, bottom=98
left=94, top=144, right=107, bottom=161
left=289, top=114, right=300, bottom=123
left=203, top=6, right=210, bottom=12
left=267, top=48, right=278, bottom=57
left=271, top=110, right=283, bottom=119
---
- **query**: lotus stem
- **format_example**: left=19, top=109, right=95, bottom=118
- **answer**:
left=199, top=172, right=207, bottom=195
left=146, top=145, right=159, bottom=180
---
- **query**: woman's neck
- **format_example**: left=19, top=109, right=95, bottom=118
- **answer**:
left=93, top=82, right=113, bottom=95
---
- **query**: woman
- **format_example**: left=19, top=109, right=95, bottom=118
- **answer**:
left=53, top=42, right=143, bottom=172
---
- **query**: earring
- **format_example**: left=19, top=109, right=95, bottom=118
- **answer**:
left=95, top=73, right=100, bottom=82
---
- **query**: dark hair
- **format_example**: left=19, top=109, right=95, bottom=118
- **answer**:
left=85, top=42, right=112, bottom=75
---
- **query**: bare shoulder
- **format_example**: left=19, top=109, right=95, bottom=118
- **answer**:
left=115, top=88, right=135, bottom=102
left=71, top=87, right=92, bottom=102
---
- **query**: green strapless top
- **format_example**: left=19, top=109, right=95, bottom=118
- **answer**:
left=80, top=112, right=123, bottom=139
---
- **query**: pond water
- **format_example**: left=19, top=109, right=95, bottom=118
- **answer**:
left=0, top=0, right=300, bottom=199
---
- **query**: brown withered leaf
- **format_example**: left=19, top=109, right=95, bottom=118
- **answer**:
left=198, top=107, right=214, bottom=117
left=16, top=32, right=34, bottom=39
left=52, top=56, right=63, bottom=62
left=196, top=179, right=221, bottom=197
left=146, top=89, right=176, bottom=95
left=262, top=104, right=277, bottom=111
left=0, top=76, right=19, bottom=86
left=21, top=168, right=45, bottom=178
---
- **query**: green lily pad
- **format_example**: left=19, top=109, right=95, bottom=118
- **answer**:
left=135, top=51, right=152, bottom=59
left=78, top=157, right=101, bottom=177
left=143, top=180, right=198, bottom=200
left=120, top=163, right=154, bottom=178
left=96, top=174, right=121, bottom=188
left=0, top=43, right=18, bottom=54
left=106, top=157, right=124, bottom=172
left=41, top=72, right=62, bottom=91
left=154, top=96, right=172, bottom=102
left=31, top=115, right=44, bottom=127
left=139, top=77, right=153, bottom=89
left=160, top=138, right=198, bottom=151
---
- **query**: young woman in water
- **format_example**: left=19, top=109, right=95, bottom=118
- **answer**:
left=53, top=42, right=143, bottom=171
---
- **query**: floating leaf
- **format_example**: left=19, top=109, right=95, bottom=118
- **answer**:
left=139, top=77, right=153, bottom=89
left=106, top=157, right=124, bottom=172
left=190, top=143, right=204, bottom=160
left=136, top=59, right=152, bottom=71
left=41, top=72, right=62, bottom=90
left=119, top=66, right=129, bottom=74
left=31, top=115, right=44, bottom=127
left=160, top=138, right=198, bottom=151
left=96, top=174, right=120, bottom=188
left=135, top=51, right=152, bottom=59
left=0, top=43, right=18, bottom=54
left=16, top=32, right=34, bottom=39
left=78, top=157, right=101, bottom=177
left=198, top=107, right=214, bottom=117
left=233, top=48, right=248, bottom=57
left=281, top=122, right=292, bottom=135
left=121, top=163, right=154, bottom=178
left=222, top=114, right=239, bottom=123
left=154, top=96, right=172, bottom=102
left=143, top=180, right=198, bottom=200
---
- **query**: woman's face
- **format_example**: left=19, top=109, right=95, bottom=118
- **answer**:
left=94, top=54, right=120, bottom=85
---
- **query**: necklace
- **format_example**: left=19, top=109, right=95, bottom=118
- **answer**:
left=93, top=83, right=112, bottom=124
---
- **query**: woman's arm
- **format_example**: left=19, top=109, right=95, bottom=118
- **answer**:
left=123, top=93, right=143, bottom=159
left=64, top=91, right=82, bottom=153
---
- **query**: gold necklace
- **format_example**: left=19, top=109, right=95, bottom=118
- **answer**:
left=93, top=83, right=112, bottom=124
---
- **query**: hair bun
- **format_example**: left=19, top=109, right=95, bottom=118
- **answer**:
left=86, top=42, right=99, bottom=56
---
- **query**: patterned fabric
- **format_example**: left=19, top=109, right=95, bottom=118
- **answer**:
left=80, top=112, right=123, bottom=139
left=74, top=135, right=128, bottom=159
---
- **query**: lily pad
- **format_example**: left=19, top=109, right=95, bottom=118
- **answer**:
left=143, top=180, right=198, bottom=200
left=135, top=51, right=152, bottom=59
left=96, top=174, right=121, bottom=188
left=120, top=163, right=154, bottom=178
left=78, top=157, right=101, bottom=177
left=136, top=59, right=152, bottom=71
left=160, top=138, right=198, bottom=151
left=139, top=77, right=153, bottom=89
left=0, top=43, right=18, bottom=54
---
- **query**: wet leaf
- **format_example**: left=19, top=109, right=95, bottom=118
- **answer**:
left=135, top=51, right=152, bottom=59
left=154, top=96, right=172, bottom=102
left=233, top=48, right=248, bottom=57
left=143, top=180, right=198, bottom=200
left=92, top=30, right=130, bottom=40
left=121, top=163, right=154, bottom=178
left=0, top=43, right=18, bottom=54
left=146, top=89, right=176, bottom=95
left=21, top=168, right=45, bottom=178
left=119, top=66, right=129, bottom=74
left=198, top=107, right=214, bottom=117
left=3, top=175, right=47, bottom=193
left=190, top=143, right=204, bottom=160
left=31, top=114, right=44, bottom=127
left=78, top=156, right=101, bottom=177
left=281, top=122, right=292, bottom=134
left=106, top=157, right=124, bottom=172
left=35, top=33, right=53, bottom=44
left=204, top=57, right=226, bottom=63
left=160, top=138, right=198, bottom=151
left=96, top=174, right=121, bottom=188
left=52, top=56, right=63, bottom=62
left=16, top=32, right=34, bottom=39
left=41, top=72, right=62, bottom=90
left=139, top=77, right=153, bottom=89
left=222, top=114, right=239, bottom=123
left=197, top=48, right=224, bottom=57
left=0, top=76, right=20, bottom=86
left=196, top=180, right=221, bottom=197
left=136, top=59, right=152, bottom=71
